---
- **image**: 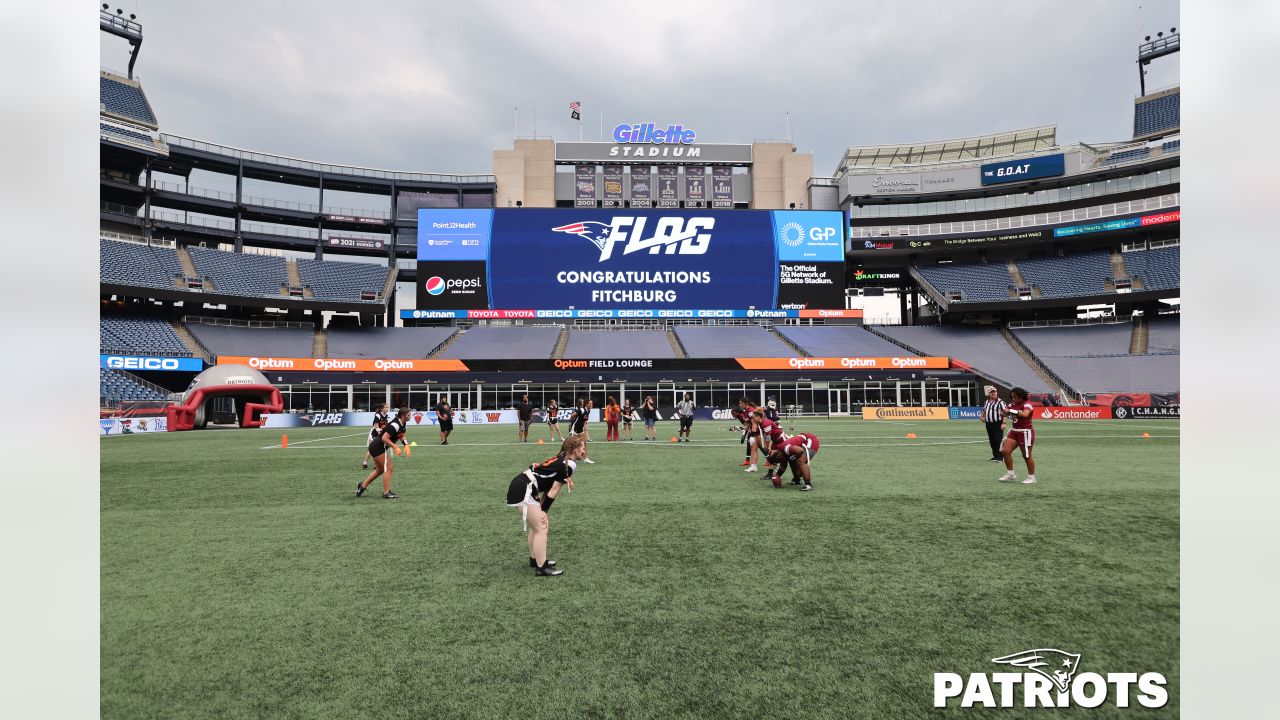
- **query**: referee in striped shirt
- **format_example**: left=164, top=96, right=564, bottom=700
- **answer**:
left=981, top=386, right=1007, bottom=461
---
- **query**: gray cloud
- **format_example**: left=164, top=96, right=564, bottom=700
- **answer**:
left=101, top=0, right=1180, bottom=177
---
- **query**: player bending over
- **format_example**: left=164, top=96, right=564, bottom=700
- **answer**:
left=998, top=387, right=1037, bottom=485
left=356, top=408, right=410, bottom=499
left=505, top=435, right=588, bottom=577
left=765, top=432, right=820, bottom=492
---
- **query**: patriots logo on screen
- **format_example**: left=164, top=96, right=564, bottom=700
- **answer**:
left=552, top=217, right=713, bottom=261
left=991, top=649, right=1081, bottom=693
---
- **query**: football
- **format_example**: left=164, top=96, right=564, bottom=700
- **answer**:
left=771, top=474, right=782, bottom=488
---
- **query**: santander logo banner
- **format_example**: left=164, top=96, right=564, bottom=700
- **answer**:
left=1036, top=407, right=1113, bottom=420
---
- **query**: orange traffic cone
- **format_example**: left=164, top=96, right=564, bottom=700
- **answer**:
left=536, top=438, right=545, bottom=445
left=281, top=434, right=288, bottom=449
left=670, top=436, right=679, bottom=443
left=1141, top=432, right=1151, bottom=438
left=905, top=432, right=917, bottom=439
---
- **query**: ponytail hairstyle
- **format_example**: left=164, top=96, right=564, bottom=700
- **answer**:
left=559, top=434, right=586, bottom=458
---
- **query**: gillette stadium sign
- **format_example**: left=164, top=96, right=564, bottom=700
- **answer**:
left=556, top=131, right=752, bottom=164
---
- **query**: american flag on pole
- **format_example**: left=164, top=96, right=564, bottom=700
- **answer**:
left=569, top=101, right=581, bottom=120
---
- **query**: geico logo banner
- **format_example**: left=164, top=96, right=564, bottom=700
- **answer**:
left=100, top=355, right=202, bottom=372
left=552, top=217, right=712, bottom=262
left=861, top=407, right=951, bottom=420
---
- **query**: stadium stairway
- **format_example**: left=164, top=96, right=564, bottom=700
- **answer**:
left=175, top=246, right=212, bottom=292
left=553, top=327, right=570, bottom=359
left=1130, top=317, right=1149, bottom=354
left=999, top=325, right=1078, bottom=400
left=171, top=320, right=212, bottom=361
left=428, top=328, right=464, bottom=358
left=283, top=260, right=313, bottom=299
left=768, top=326, right=810, bottom=357
left=666, top=328, right=687, bottom=359
left=312, top=328, right=328, bottom=358
left=1111, top=251, right=1130, bottom=282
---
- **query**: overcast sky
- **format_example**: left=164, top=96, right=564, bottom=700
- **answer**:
left=101, top=0, right=1179, bottom=180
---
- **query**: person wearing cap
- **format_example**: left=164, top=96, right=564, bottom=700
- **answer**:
left=981, top=385, right=1007, bottom=461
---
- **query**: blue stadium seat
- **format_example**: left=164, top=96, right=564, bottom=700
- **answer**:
left=187, top=246, right=288, bottom=298
left=326, top=327, right=458, bottom=358
left=296, top=259, right=388, bottom=302
left=435, top=327, right=562, bottom=360
left=915, top=262, right=1012, bottom=302
left=1016, top=252, right=1113, bottom=298
left=562, top=330, right=675, bottom=359
left=1124, top=246, right=1180, bottom=291
left=1133, top=91, right=1179, bottom=137
left=100, top=122, right=154, bottom=145
left=100, top=238, right=184, bottom=290
left=672, top=326, right=794, bottom=358
left=100, top=74, right=157, bottom=126
left=773, top=326, right=906, bottom=357
left=873, top=325, right=1053, bottom=392
left=101, top=314, right=191, bottom=356
left=99, top=368, right=169, bottom=404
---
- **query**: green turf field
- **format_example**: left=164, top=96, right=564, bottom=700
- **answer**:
left=101, top=417, right=1179, bottom=718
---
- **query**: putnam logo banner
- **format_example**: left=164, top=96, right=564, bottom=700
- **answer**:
left=862, top=406, right=951, bottom=421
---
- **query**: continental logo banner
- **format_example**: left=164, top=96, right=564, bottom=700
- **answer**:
left=216, top=356, right=470, bottom=372
left=736, top=357, right=949, bottom=371
left=862, top=406, right=951, bottom=420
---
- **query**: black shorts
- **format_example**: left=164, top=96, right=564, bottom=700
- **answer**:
left=548, top=417, right=559, bottom=425
left=439, top=419, right=453, bottom=432
left=622, top=416, right=632, bottom=425
left=679, top=416, right=693, bottom=429
left=368, top=441, right=385, bottom=458
left=505, top=473, right=537, bottom=506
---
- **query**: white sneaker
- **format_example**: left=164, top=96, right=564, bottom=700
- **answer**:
left=1021, top=476, right=1036, bottom=484
left=998, top=471, right=1016, bottom=482
left=745, top=465, right=757, bottom=472
left=583, top=458, right=596, bottom=464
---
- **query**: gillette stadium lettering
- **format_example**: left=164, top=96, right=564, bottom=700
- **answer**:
left=612, top=123, right=696, bottom=144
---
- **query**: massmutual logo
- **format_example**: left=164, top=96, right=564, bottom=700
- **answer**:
left=552, top=217, right=713, bottom=262
left=934, top=648, right=1169, bottom=709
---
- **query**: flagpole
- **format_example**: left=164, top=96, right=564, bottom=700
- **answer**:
left=514, top=106, right=519, bottom=139
left=599, top=110, right=603, bottom=142
left=578, top=103, right=583, bottom=142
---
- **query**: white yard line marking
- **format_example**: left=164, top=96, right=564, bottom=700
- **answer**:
left=259, top=431, right=368, bottom=449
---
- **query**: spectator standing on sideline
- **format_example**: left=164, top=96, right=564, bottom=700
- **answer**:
left=981, top=385, right=1006, bottom=461
left=604, top=396, right=621, bottom=441
left=641, top=395, right=658, bottom=440
left=515, top=394, right=534, bottom=443
left=676, top=393, right=696, bottom=442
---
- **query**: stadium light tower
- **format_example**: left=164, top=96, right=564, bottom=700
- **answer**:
left=1137, top=27, right=1179, bottom=96
left=100, top=5, right=144, bottom=79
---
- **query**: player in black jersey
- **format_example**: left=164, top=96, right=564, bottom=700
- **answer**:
left=362, top=402, right=390, bottom=470
left=505, top=435, right=588, bottom=576
left=620, top=398, right=634, bottom=440
left=545, top=399, right=564, bottom=442
left=568, top=398, right=596, bottom=464
left=435, top=395, right=454, bottom=445
left=356, top=408, right=409, bottom=499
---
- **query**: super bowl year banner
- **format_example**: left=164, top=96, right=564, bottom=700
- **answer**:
left=684, top=167, right=706, bottom=208
left=417, top=208, right=845, bottom=311
left=575, top=164, right=596, bottom=208
left=711, top=166, right=732, bottom=209
left=629, top=165, right=652, bottom=208
left=656, top=165, right=679, bottom=208
left=602, top=165, right=623, bottom=208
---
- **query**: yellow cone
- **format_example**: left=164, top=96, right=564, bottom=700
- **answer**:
left=410, top=441, right=418, bottom=447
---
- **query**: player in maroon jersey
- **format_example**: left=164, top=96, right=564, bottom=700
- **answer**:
left=998, top=387, right=1037, bottom=484
left=735, top=397, right=760, bottom=468
left=765, top=432, right=819, bottom=491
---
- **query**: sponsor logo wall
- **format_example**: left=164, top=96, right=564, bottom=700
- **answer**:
left=217, top=356, right=469, bottom=372
left=948, top=406, right=983, bottom=420
left=101, top=354, right=203, bottom=372
left=980, top=154, right=1065, bottom=185
left=1036, top=407, right=1113, bottom=420
left=405, top=308, right=864, bottom=320
left=417, top=209, right=844, bottom=312
left=861, top=407, right=951, bottom=420
left=100, top=416, right=168, bottom=435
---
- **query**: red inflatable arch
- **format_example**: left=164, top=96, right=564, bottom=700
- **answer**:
left=165, top=364, right=284, bottom=431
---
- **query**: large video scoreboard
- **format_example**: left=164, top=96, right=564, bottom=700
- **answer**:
left=405, top=209, right=849, bottom=320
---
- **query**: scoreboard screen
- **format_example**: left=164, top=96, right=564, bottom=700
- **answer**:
left=413, top=208, right=846, bottom=318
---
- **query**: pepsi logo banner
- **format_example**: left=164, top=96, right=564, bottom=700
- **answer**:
left=416, top=209, right=845, bottom=312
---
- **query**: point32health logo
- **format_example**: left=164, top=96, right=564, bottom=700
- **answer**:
left=933, top=648, right=1168, bottom=709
